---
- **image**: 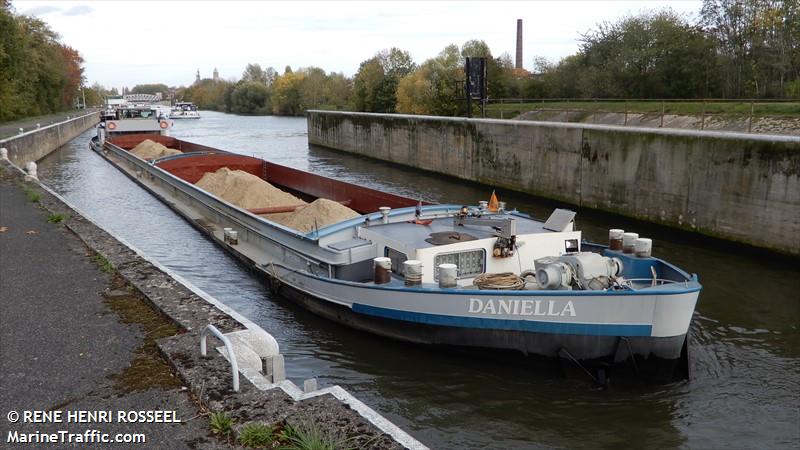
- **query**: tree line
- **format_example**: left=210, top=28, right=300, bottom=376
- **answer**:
left=1, top=0, right=796, bottom=123
left=0, top=1, right=85, bottom=122
left=178, top=0, right=796, bottom=117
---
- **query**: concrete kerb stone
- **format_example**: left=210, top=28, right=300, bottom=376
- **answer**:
left=0, top=157, right=426, bottom=450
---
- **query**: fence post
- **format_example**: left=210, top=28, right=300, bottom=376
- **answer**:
left=748, top=101, right=754, bottom=133
left=660, top=101, right=665, bottom=128
left=700, top=100, right=706, bottom=130
left=593, top=98, right=598, bottom=123
left=566, top=98, right=570, bottom=122
left=624, top=101, right=628, bottom=126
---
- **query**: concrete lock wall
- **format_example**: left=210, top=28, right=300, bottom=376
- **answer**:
left=1, top=111, right=99, bottom=166
left=307, top=111, right=800, bottom=255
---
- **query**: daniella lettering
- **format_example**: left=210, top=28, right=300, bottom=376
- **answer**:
left=468, top=298, right=576, bottom=317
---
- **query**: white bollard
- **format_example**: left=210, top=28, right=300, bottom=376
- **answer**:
left=18, top=128, right=23, bottom=134
left=0, top=148, right=7, bottom=161
left=36, top=123, right=41, bottom=129
left=303, top=378, right=318, bottom=393
left=271, top=354, right=286, bottom=383
left=403, top=260, right=422, bottom=286
left=379, top=206, right=391, bottom=224
left=24, top=162, right=38, bottom=181
left=438, top=263, right=458, bottom=288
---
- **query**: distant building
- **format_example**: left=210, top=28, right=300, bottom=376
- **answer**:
left=195, top=69, right=200, bottom=83
left=213, top=67, right=219, bottom=82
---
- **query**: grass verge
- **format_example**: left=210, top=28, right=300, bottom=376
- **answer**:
left=485, top=100, right=800, bottom=119
left=47, top=212, right=66, bottom=223
left=18, top=182, right=41, bottom=203
left=93, top=253, right=114, bottom=273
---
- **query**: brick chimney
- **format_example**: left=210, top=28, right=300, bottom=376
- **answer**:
left=516, top=19, right=523, bottom=69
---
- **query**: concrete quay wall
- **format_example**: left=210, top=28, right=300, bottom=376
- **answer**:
left=307, top=111, right=800, bottom=255
left=0, top=111, right=99, bottom=166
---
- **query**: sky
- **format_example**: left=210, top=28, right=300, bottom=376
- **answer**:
left=13, top=0, right=703, bottom=90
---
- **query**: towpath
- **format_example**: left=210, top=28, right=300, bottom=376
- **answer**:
left=0, top=110, right=98, bottom=140
left=0, top=170, right=222, bottom=449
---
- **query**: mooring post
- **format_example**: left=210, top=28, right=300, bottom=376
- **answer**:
left=272, top=354, right=286, bottom=383
left=24, top=162, right=38, bottom=181
left=660, top=101, right=665, bottom=128
left=303, top=378, right=318, bottom=393
left=748, top=101, right=754, bottom=133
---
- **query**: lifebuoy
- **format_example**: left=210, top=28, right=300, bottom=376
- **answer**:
left=107, top=121, right=117, bottom=130
left=159, top=121, right=168, bottom=129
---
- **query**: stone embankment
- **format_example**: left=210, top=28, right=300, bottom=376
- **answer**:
left=307, top=110, right=800, bottom=256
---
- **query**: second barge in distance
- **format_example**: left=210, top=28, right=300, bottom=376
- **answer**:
left=90, top=125, right=701, bottom=383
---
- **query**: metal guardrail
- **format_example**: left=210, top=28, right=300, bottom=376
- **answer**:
left=200, top=324, right=240, bottom=392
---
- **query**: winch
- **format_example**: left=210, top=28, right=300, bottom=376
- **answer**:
left=534, top=252, right=624, bottom=290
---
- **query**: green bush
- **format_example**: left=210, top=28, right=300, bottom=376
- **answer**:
left=238, top=422, right=276, bottom=448
left=209, top=411, right=233, bottom=438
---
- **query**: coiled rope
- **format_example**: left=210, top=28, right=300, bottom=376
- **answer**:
left=473, top=272, right=526, bottom=290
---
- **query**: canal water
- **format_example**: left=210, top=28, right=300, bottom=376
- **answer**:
left=37, top=111, right=799, bottom=449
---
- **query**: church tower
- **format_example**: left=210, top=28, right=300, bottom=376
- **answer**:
left=213, top=67, right=219, bottom=82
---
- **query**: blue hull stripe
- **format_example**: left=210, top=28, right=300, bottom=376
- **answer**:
left=351, top=304, right=652, bottom=337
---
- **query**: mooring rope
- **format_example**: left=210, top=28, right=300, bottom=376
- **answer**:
left=473, top=272, right=526, bottom=290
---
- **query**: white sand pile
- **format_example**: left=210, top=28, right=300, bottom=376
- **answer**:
left=265, top=198, right=360, bottom=233
left=130, top=139, right=182, bottom=160
left=195, top=167, right=305, bottom=210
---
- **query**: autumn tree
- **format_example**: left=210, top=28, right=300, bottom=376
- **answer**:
left=396, top=44, right=462, bottom=116
left=0, top=3, right=86, bottom=120
left=352, top=47, right=415, bottom=112
left=271, top=69, right=305, bottom=115
left=230, top=81, right=270, bottom=114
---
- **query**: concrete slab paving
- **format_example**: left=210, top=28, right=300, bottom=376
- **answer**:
left=0, top=176, right=219, bottom=449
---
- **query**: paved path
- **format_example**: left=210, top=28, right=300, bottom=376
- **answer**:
left=0, top=110, right=98, bottom=140
left=0, top=175, right=219, bottom=449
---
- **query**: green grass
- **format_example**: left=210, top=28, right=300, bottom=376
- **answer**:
left=484, top=100, right=800, bottom=119
left=19, top=183, right=41, bottom=203
left=279, top=422, right=356, bottom=450
left=47, top=213, right=66, bottom=223
left=209, top=411, right=234, bottom=439
left=238, top=422, right=276, bottom=448
left=93, top=254, right=114, bottom=273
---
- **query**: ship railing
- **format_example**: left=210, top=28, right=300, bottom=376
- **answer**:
left=623, top=278, right=687, bottom=289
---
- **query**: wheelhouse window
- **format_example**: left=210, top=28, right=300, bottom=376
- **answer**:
left=434, top=249, right=485, bottom=280
left=385, top=247, right=408, bottom=275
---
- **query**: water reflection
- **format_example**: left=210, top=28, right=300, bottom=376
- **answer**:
left=35, top=111, right=799, bottom=449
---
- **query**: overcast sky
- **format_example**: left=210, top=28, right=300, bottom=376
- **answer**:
left=14, top=1, right=702, bottom=90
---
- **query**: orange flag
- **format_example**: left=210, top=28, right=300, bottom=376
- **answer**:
left=488, top=190, right=499, bottom=212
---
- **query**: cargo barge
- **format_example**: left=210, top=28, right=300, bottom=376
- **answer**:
left=90, top=127, right=701, bottom=383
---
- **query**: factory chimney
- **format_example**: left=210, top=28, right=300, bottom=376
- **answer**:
left=515, top=19, right=523, bottom=70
